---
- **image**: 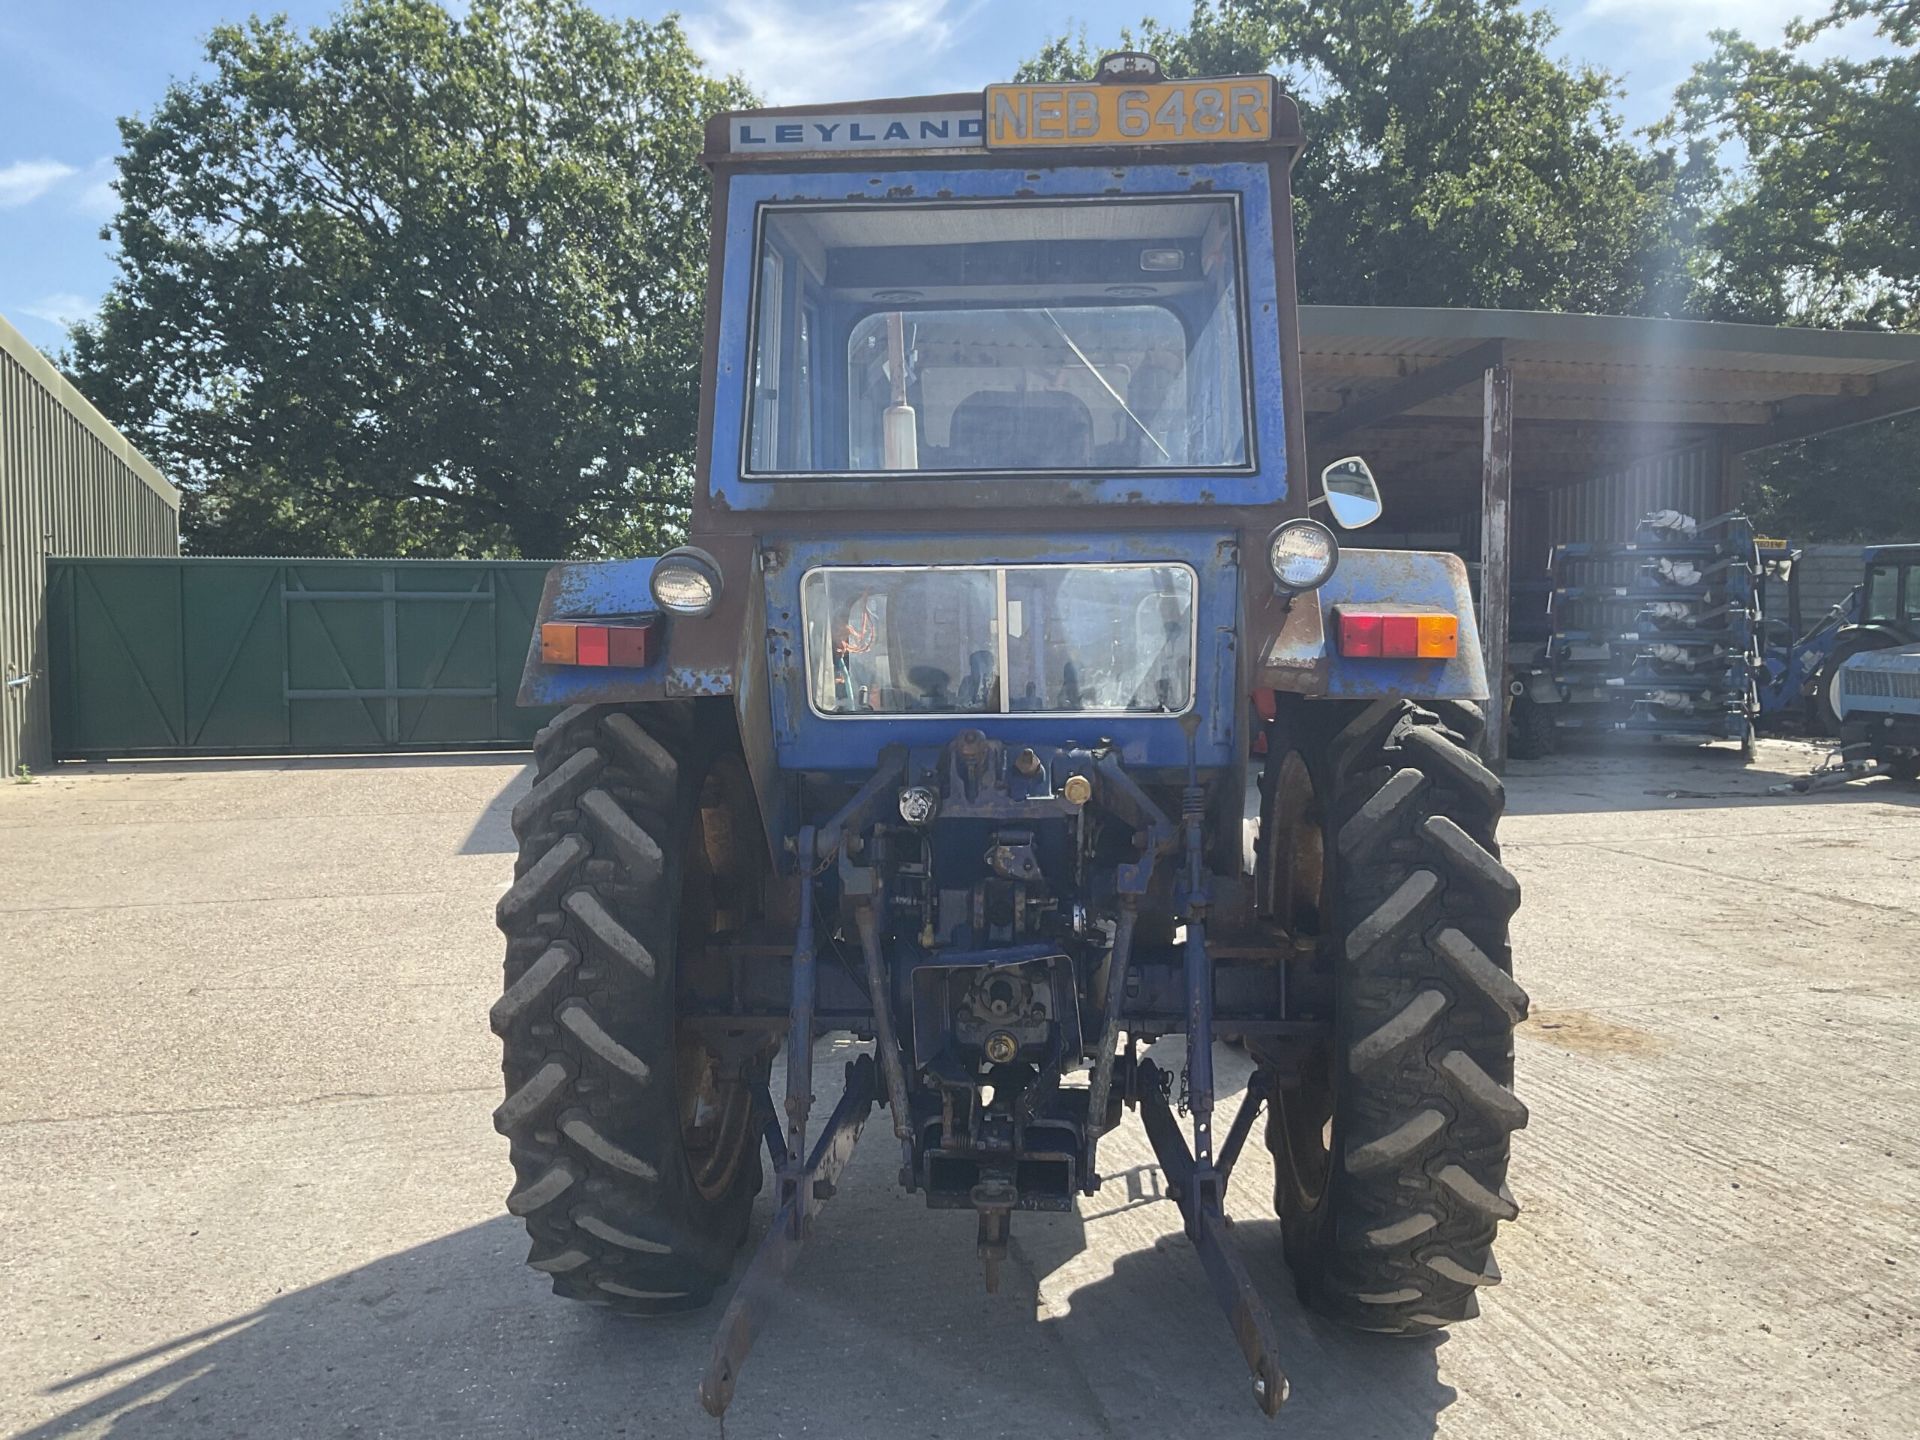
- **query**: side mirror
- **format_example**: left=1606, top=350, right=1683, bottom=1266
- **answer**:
left=1317, top=456, right=1383, bottom=530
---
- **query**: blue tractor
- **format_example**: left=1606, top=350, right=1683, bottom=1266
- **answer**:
left=1834, top=645, right=1920, bottom=780
left=1820, top=546, right=1920, bottom=783
left=1810, top=544, right=1920, bottom=734
left=492, top=56, right=1525, bottom=1419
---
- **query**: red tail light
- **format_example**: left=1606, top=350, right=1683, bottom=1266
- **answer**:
left=1333, top=607, right=1458, bottom=659
left=541, top=617, right=657, bottom=668
left=1340, top=611, right=1384, bottom=657
left=575, top=625, right=610, bottom=666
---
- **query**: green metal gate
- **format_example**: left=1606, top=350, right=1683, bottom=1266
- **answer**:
left=46, top=558, right=561, bottom=758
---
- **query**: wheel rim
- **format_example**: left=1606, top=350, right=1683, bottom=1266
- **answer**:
left=1273, top=1053, right=1335, bottom=1216
left=675, top=755, right=763, bottom=1204
left=1265, top=751, right=1327, bottom=940
left=1264, top=746, right=1337, bottom=1218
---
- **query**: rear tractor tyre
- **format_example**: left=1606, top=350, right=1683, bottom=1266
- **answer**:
left=1262, top=699, right=1528, bottom=1334
left=493, top=702, right=772, bottom=1314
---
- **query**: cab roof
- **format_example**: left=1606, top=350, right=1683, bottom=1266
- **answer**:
left=702, top=74, right=1304, bottom=168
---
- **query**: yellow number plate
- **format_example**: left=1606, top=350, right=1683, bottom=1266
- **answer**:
left=984, top=79, right=1275, bottom=149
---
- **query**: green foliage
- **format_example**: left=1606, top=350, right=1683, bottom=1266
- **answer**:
left=1746, top=414, right=1920, bottom=544
left=1019, top=0, right=1697, bottom=315
left=1672, top=0, right=1920, bottom=330
left=1671, top=0, right=1920, bottom=541
left=1027, top=0, right=1920, bottom=544
left=64, top=0, right=1920, bottom=552
left=68, top=0, right=750, bottom=558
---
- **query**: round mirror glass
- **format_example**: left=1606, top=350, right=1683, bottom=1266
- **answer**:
left=1321, top=456, right=1383, bottom=529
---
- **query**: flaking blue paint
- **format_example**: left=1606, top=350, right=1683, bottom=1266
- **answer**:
left=1314, top=550, right=1489, bottom=700
left=519, top=557, right=668, bottom=706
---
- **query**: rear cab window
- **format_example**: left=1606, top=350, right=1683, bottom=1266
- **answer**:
left=743, top=195, right=1253, bottom=479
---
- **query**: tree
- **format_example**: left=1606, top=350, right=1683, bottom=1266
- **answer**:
left=1745, top=415, right=1920, bottom=543
left=1019, top=0, right=1697, bottom=316
left=1671, top=0, right=1920, bottom=542
left=68, top=0, right=750, bottom=558
left=1673, top=0, right=1920, bottom=331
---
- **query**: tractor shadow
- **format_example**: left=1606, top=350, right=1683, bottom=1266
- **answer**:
left=22, top=1040, right=1440, bottom=1439
left=1012, top=1045, right=1452, bottom=1440
left=15, top=1162, right=1446, bottom=1440
left=1018, top=1210, right=1452, bottom=1438
left=14, top=1203, right=1110, bottom=1440
left=459, top=754, right=533, bottom=854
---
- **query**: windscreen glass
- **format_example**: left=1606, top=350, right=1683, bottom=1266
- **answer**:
left=802, top=565, right=1195, bottom=716
left=747, top=198, right=1251, bottom=476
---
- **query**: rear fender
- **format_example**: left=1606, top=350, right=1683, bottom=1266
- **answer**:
left=1251, top=548, right=1488, bottom=701
left=518, top=534, right=764, bottom=705
left=517, top=535, right=787, bottom=857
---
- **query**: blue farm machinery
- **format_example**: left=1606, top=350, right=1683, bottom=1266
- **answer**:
left=1776, top=545, right=1920, bottom=791
left=1539, top=510, right=1764, bottom=757
left=1511, top=531, right=1915, bottom=759
left=1832, top=643, right=1920, bottom=780
left=489, top=56, right=1526, bottom=1419
left=1751, top=539, right=1862, bottom=732
left=1805, top=543, right=1920, bottom=733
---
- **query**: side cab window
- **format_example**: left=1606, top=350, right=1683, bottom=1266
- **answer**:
left=1863, top=562, right=1906, bottom=624
left=749, top=233, right=828, bottom=472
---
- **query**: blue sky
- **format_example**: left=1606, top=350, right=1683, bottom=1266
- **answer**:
left=0, top=0, right=1886, bottom=353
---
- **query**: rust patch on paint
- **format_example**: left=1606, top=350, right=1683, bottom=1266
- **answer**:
left=666, top=666, right=734, bottom=697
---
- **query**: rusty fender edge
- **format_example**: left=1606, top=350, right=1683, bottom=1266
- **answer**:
left=1256, top=548, right=1488, bottom=702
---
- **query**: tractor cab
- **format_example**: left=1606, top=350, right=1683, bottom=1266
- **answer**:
left=1859, top=544, right=1920, bottom=639
left=524, top=53, right=1481, bottom=793
left=498, top=57, right=1518, bottom=1425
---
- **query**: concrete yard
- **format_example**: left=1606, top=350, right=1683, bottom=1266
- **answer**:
left=2, top=739, right=1916, bottom=1439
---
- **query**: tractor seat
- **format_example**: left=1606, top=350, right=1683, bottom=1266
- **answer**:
left=948, top=388, right=1094, bottom=470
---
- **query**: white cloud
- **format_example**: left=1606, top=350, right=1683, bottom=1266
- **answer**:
left=73, top=157, right=119, bottom=219
left=1565, top=1, right=1898, bottom=124
left=685, top=0, right=983, bottom=105
left=1576, top=0, right=1895, bottom=54
left=0, top=158, right=79, bottom=208
left=1579, top=0, right=1799, bottom=36
left=22, top=291, right=95, bottom=331
left=76, top=177, right=117, bottom=217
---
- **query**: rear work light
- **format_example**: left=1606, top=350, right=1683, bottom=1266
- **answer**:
left=540, top=616, right=658, bottom=669
left=1334, top=607, right=1459, bottom=660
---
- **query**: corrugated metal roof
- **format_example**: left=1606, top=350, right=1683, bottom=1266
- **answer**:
left=1299, top=305, right=1920, bottom=435
left=1302, top=305, right=1920, bottom=368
